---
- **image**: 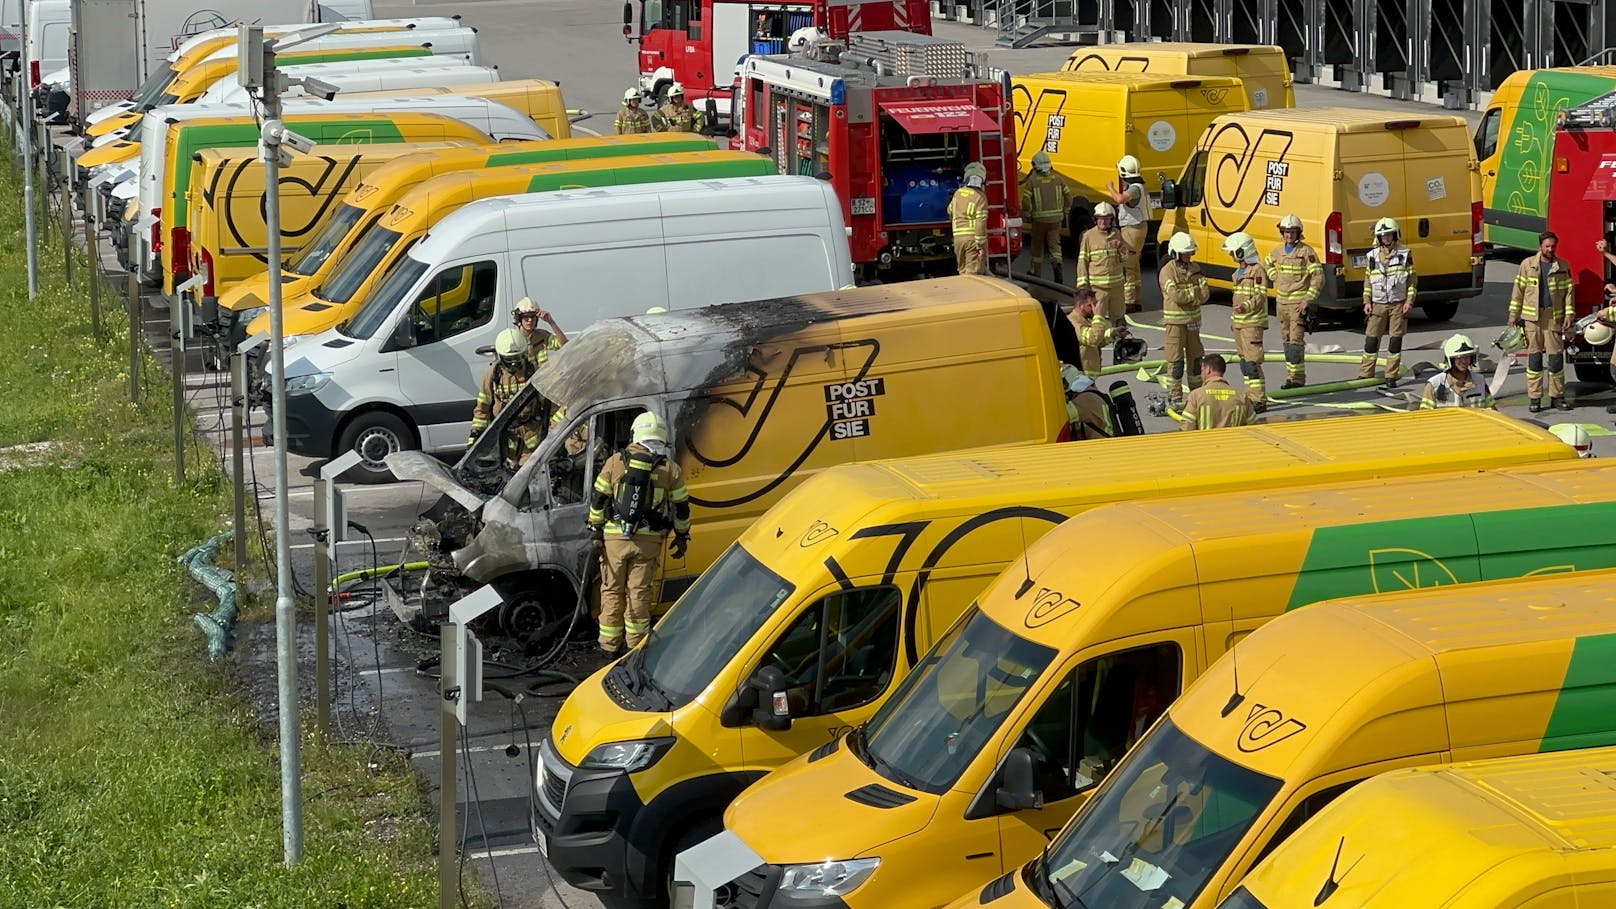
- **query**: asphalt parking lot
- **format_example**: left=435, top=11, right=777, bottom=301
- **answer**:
left=55, top=5, right=1616, bottom=906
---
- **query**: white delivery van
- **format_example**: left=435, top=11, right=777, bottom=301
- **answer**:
left=130, top=95, right=547, bottom=284
left=83, top=21, right=479, bottom=132
left=23, top=0, right=67, bottom=90
left=275, top=175, right=856, bottom=477
left=197, top=58, right=499, bottom=105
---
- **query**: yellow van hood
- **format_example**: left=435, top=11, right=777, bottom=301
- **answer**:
left=246, top=287, right=330, bottom=338
left=87, top=110, right=142, bottom=138
left=551, top=662, right=670, bottom=766
left=725, top=740, right=940, bottom=862
left=219, top=271, right=312, bottom=314
left=79, top=140, right=140, bottom=168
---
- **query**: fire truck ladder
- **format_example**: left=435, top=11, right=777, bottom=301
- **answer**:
left=979, top=126, right=1016, bottom=279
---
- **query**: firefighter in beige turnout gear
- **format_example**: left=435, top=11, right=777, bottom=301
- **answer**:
left=588, top=413, right=691, bottom=654
left=1360, top=217, right=1417, bottom=384
left=655, top=83, right=706, bottom=133
left=616, top=86, right=651, bottom=134
left=1507, top=230, right=1574, bottom=413
left=468, top=328, right=543, bottom=466
left=1180, top=354, right=1257, bottom=431
left=1077, top=201, right=1127, bottom=320
left=949, top=162, right=989, bottom=276
left=513, top=296, right=568, bottom=367
left=1068, top=286, right=1119, bottom=378
left=1021, top=151, right=1069, bottom=284
left=1267, top=213, right=1323, bottom=388
left=1160, top=232, right=1208, bottom=407
left=1106, top=154, right=1150, bottom=313
left=1061, top=365, right=1116, bottom=440
left=1224, top=231, right=1269, bottom=411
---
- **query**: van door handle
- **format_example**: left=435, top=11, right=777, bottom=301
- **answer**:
left=379, top=367, right=395, bottom=373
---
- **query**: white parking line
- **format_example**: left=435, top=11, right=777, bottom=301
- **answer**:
left=411, top=742, right=523, bottom=761
left=289, top=536, right=406, bottom=552
left=472, top=845, right=541, bottom=859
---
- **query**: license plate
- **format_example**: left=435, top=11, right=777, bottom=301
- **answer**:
left=1351, top=254, right=1367, bottom=268
left=851, top=197, right=875, bottom=216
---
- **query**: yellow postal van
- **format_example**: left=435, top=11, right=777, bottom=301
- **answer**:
left=216, top=133, right=717, bottom=329
left=535, top=409, right=1569, bottom=904
left=345, top=79, right=574, bottom=139
left=254, top=149, right=770, bottom=338
left=186, top=141, right=481, bottom=304
left=1063, top=42, right=1295, bottom=111
left=960, top=569, right=1616, bottom=909
left=1010, top=72, right=1246, bottom=237
left=678, top=458, right=1616, bottom=909
left=1224, top=745, right=1616, bottom=909
left=1157, top=107, right=1483, bottom=321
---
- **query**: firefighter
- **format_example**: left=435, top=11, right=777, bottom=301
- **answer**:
left=655, top=83, right=705, bottom=133
left=1224, top=231, right=1269, bottom=411
left=1419, top=334, right=1494, bottom=410
left=1068, top=285, right=1120, bottom=378
left=512, top=296, right=568, bottom=368
left=1105, top=154, right=1151, bottom=314
left=1077, top=201, right=1127, bottom=320
left=1160, top=232, right=1208, bottom=409
left=616, top=86, right=651, bottom=134
left=1359, top=217, right=1416, bottom=385
left=1180, top=354, right=1256, bottom=431
left=1507, top=230, right=1574, bottom=412
left=1020, top=151, right=1069, bottom=284
left=467, top=328, right=542, bottom=466
left=1266, top=213, right=1323, bottom=388
left=587, top=412, right=691, bottom=654
left=949, top=162, right=989, bottom=275
left=1062, top=364, right=1116, bottom=440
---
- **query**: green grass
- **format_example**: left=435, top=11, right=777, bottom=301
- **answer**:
left=0, top=165, right=448, bottom=907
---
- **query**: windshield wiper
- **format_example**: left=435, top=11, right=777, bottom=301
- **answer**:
left=621, top=648, right=674, bottom=710
left=865, top=745, right=918, bottom=790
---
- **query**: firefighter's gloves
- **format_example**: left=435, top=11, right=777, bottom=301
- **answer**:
left=669, top=532, right=690, bottom=560
left=587, top=523, right=604, bottom=543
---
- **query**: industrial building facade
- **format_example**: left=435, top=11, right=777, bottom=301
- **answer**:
left=973, top=0, right=1616, bottom=107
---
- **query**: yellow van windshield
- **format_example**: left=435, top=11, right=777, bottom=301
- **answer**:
left=288, top=203, right=366, bottom=276
left=323, top=224, right=405, bottom=303
left=860, top=607, right=1055, bottom=794
left=1037, top=717, right=1281, bottom=909
left=636, top=544, right=796, bottom=708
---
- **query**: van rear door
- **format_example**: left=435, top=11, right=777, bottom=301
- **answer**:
left=1396, top=119, right=1479, bottom=315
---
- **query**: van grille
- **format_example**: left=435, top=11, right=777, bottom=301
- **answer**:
left=536, top=740, right=574, bottom=821
left=541, top=764, right=567, bottom=810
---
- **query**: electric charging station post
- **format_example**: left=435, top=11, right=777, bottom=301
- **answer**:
left=314, top=450, right=362, bottom=739
left=237, top=20, right=340, bottom=868
left=441, top=586, right=505, bottom=909
left=18, top=0, right=37, bottom=300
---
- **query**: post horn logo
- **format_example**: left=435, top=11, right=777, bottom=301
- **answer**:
left=1024, top=586, right=1082, bottom=628
left=1236, top=705, right=1306, bottom=753
left=798, top=520, right=839, bottom=547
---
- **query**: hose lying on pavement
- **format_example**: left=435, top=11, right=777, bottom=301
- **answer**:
left=182, top=531, right=237, bottom=662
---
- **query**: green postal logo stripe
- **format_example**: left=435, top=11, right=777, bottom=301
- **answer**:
left=1285, top=502, right=1616, bottom=612
left=1542, top=632, right=1616, bottom=753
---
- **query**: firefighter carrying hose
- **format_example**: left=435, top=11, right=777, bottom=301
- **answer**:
left=949, top=162, right=989, bottom=275
left=1020, top=151, right=1069, bottom=284
left=1508, top=230, right=1574, bottom=413
left=1223, top=231, right=1269, bottom=411
left=468, top=328, right=542, bottom=467
left=587, top=412, right=691, bottom=655
left=1267, top=213, right=1323, bottom=388
left=1359, top=217, right=1416, bottom=385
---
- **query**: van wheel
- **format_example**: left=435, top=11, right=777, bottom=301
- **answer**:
left=1421, top=302, right=1459, bottom=322
left=664, top=817, right=729, bottom=909
left=1575, top=359, right=1614, bottom=385
left=1063, top=198, right=1095, bottom=259
left=335, top=412, right=415, bottom=484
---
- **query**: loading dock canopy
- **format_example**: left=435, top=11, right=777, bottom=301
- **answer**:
left=880, top=100, right=997, bottom=134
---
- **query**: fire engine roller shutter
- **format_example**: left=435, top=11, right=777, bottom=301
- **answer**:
left=879, top=99, right=998, bottom=134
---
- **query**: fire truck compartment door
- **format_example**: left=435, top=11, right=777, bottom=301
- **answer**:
left=879, top=100, right=998, bottom=134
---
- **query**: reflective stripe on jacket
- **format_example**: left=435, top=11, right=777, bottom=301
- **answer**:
left=948, top=186, right=988, bottom=240
left=1266, top=242, right=1323, bottom=304
left=1160, top=260, right=1209, bottom=324
left=1508, top=253, right=1573, bottom=323
left=1230, top=262, right=1270, bottom=328
left=1020, top=172, right=1069, bottom=223
left=1076, top=227, right=1125, bottom=287
left=1364, top=245, right=1416, bottom=305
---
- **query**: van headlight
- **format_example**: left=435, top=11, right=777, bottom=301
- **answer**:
left=775, top=858, right=880, bottom=900
left=235, top=305, right=268, bottom=326
left=580, top=737, right=675, bottom=773
left=284, top=372, right=330, bottom=396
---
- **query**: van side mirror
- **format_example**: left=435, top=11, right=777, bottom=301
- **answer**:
left=720, top=665, right=791, bottom=728
left=995, top=748, right=1045, bottom=811
left=622, top=0, right=634, bottom=38
left=385, top=316, right=416, bottom=352
left=1160, top=179, right=1179, bottom=211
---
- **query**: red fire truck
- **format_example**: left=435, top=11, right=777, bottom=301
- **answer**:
left=1545, top=93, right=1616, bottom=383
left=621, top=0, right=930, bottom=122
left=732, top=32, right=1021, bottom=277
